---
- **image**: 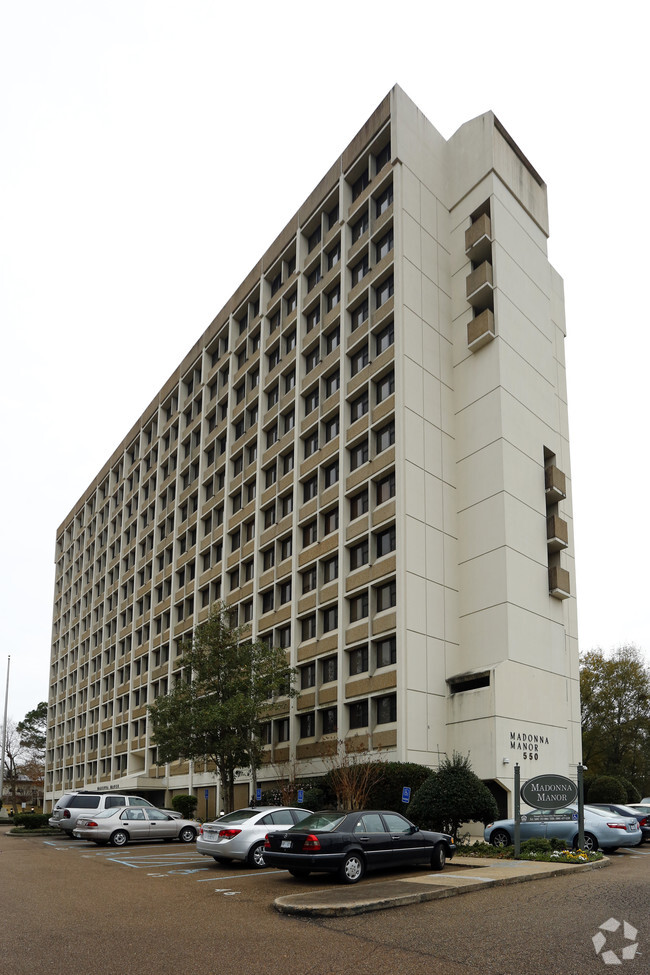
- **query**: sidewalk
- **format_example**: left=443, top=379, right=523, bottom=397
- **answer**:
left=274, top=855, right=610, bottom=917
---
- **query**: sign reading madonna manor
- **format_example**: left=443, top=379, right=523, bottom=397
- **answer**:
left=509, top=729, right=550, bottom=760
left=520, top=774, right=578, bottom=810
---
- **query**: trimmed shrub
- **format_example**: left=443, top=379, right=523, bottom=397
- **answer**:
left=618, top=778, right=641, bottom=803
left=12, top=814, right=50, bottom=830
left=587, top=775, right=627, bottom=803
left=408, top=753, right=499, bottom=841
left=171, top=794, right=199, bottom=819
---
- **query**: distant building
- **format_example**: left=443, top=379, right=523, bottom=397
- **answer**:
left=45, top=87, right=580, bottom=819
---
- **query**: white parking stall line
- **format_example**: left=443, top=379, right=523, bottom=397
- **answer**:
left=196, top=870, right=287, bottom=882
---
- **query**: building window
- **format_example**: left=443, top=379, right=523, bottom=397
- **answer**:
left=351, top=211, right=369, bottom=243
left=307, top=267, right=322, bottom=292
left=303, top=521, right=317, bottom=546
left=375, top=525, right=396, bottom=557
left=279, top=580, right=292, bottom=605
left=323, top=507, right=339, bottom=535
left=286, top=291, right=297, bottom=314
left=375, top=636, right=396, bottom=668
left=350, top=344, right=369, bottom=376
left=303, top=475, right=318, bottom=502
left=276, top=717, right=290, bottom=742
left=349, top=645, right=369, bottom=676
left=350, top=538, right=369, bottom=570
left=323, top=460, right=339, bottom=487
left=279, top=535, right=292, bottom=560
left=375, top=229, right=394, bottom=263
left=349, top=591, right=369, bottom=622
left=264, top=504, right=276, bottom=529
left=263, top=547, right=275, bottom=571
left=322, top=554, right=338, bottom=583
left=375, top=276, right=394, bottom=309
left=304, top=431, right=318, bottom=458
left=376, top=321, right=395, bottom=356
left=328, top=203, right=339, bottom=229
left=283, top=409, right=295, bottom=434
left=351, top=300, right=369, bottom=332
left=376, top=422, right=395, bottom=454
left=376, top=579, right=397, bottom=612
left=375, top=184, right=393, bottom=217
left=325, top=326, right=340, bottom=355
left=325, top=370, right=340, bottom=397
left=322, top=605, right=338, bottom=632
left=349, top=439, right=369, bottom=471
left=284, top=369, right=296, bottom=392
left=324, top=414, right=339, bottom=442
left=351, top=255, right=369, bottom=287
left=304, top=387, right=319, bottom=415
left=265, top=464, right=277, bottom=488
left=285, top=331, right=297, bottom=354
left=267, top=384, right=279, bottom=408
left=375, top=693, right=396, bottom=724
left=261, top=722, right=272, bottom=745
left=350, top=391, right=369, bottom=422
left=277, top=625, right=291, bottom=649
left=322, top=656, right=338, bottom=683
left=299, top=712, right=316, bottom=738
left=352, top=171, right=369, bottom=200
left=349, top=699, right=369, bottom=729
left=262, top=590, right=274, bottom=613
left=327, top=242, right=341, bottom=269
left=376, top=472, right=395, bottom=504
left=266, top=424, right=278, bottom=448
left=350, top=488, right=369, bottom=519
left=375, top=370, right=394, bottom=403
left=305, top=346, right=320, bottom=374
left=301, top=614, right=316, bottom=641
left=375, top=141, right=391, bottom=171
left=306, top=305, right=321, bottom=332
left=326, top=284, right=340, bottom=311
left=268, top=346, right=281, bottom=370
left=282, top=450, right=294, bottom=474
left=308, top=226, right=321, bottom=252
left=302, top=566, right=317, bottom=593
left=301, top=662, right=316, bottom=689
left=321, top=706, right=338, bottom=735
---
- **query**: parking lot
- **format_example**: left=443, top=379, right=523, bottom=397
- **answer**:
left=3, top=829, right=649, bottom=975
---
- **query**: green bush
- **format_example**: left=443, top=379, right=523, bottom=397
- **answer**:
left=587, top=775, right=627, bottom=803
left=365, top=762, right=434, bottom=812
left=520, top=837, right=553, bottom=855
left=171, top=794, right=199, bottom=819
left=12, top=814, right=50, bottom=829
left=618, top=778, right=641, bottom=803
left=408, top=753, right=499, bottom=841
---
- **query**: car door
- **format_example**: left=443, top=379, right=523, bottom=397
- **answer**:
left=120, top=807, right=150, bottom=841
left=145, top=808, right=177, bottom=839
left=382, top=812, right=427, bottom=866
left=518, top=810, right=552, bottom=840
left=352, top=813, right=393, bottom=869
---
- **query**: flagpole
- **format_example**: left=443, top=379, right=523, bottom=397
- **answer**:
left=0, top=655, right=10, bottom=814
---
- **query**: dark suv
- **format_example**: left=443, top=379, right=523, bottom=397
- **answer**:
left=49, top=791, right=158, bottom=836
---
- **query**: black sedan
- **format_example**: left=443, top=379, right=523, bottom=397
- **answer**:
left=263, top=809, right=455, bottom=884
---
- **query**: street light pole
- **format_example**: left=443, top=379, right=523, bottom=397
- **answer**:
left=0, top=655, right=10, bottom=814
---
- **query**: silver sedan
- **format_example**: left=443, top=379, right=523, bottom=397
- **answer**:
left=196, top=806, right=312, bottom=867
left=73, top=806, right=199, bottom=846
left=484, top=804, right=641, bottom=852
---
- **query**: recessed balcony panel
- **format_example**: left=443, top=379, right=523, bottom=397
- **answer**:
left=466, top=261, right=493, bottom=310
left=465, top=213, right=492, bottom=264
left=547, top=515, right=568, bottom=552
left=545, top=465, right=567, bottom=503
left=467, top=308, right=495, bottom=352
left=548, top=565, right=570, bottom=599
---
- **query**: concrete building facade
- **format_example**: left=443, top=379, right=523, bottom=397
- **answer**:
left=45, top=87, right=580, bottom=818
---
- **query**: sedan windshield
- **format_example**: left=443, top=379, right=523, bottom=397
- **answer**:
left=289, top=812, right=345, bottom=832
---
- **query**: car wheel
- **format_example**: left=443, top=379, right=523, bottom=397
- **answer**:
left=212, top=856, right=231, bottom=864
left=490, top=829, right=511, bottom=848
left=576, top=832, right=598, bottom=852
left=110, top=830, right=129, bottom=847
left=431, top=842, right=447, bottom=871
left=288, top=868, right=310, bottom=878
left=179, top=826, right=196, bottom=843
left=339, top=852, right=365, bottom=884
left=247, top=841, right=266, bottom=868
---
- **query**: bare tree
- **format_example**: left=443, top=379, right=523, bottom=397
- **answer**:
left=324, top=738, right=385, bottom=811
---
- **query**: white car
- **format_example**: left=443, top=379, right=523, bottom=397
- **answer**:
left=196, top=806, right=312, bottom=867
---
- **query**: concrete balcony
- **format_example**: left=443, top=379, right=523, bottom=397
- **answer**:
left=465, top=212, right=492, bottom=264
left=545, top=465, right=567, bottom=503
left=547, top=515, right=569, bottom=552
left=549, top=565, right=570, bottom=599
left=467, top=308, right=495, bottom=352
left=466, top=260, right=493, bottom=310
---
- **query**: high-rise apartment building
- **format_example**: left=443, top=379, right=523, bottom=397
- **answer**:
left=45, top=87, right=580, bottom=818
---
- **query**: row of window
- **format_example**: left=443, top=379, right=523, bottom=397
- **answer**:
left=264, top=691, right=397, bottom=743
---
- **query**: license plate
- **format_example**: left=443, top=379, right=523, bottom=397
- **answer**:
left=203, top=830, right=215, bottom=839
left=281, top=840, right=292, bottom=849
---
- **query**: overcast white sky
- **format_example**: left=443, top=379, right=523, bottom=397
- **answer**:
left=1, top=1, right=648, bottom=722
